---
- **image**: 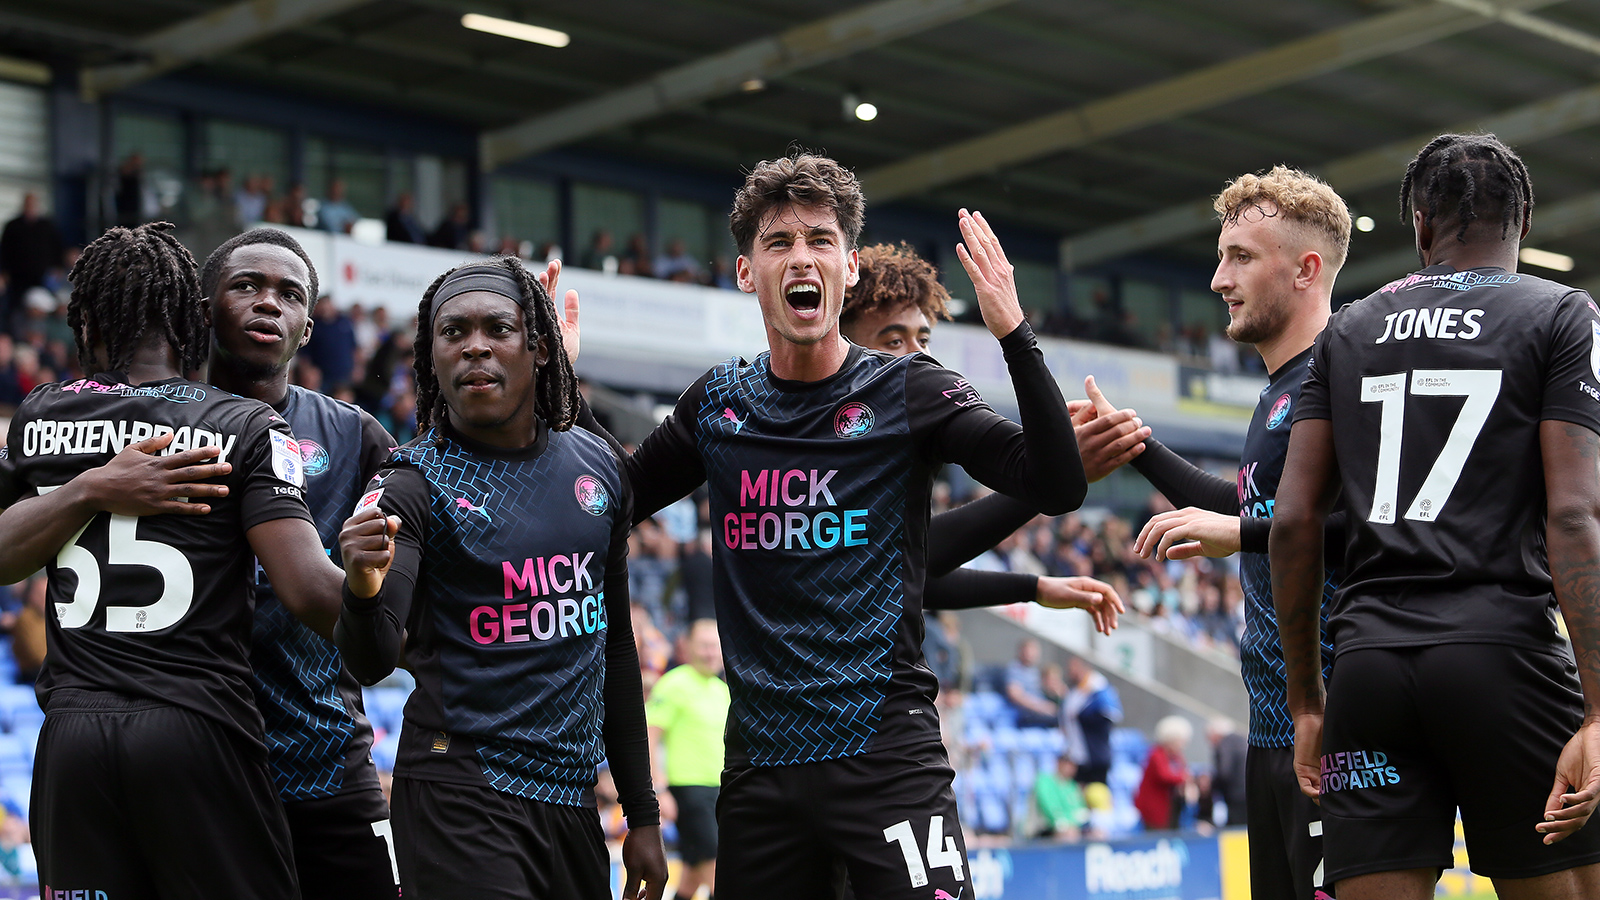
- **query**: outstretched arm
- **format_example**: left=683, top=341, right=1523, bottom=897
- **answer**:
left=1270, top=418, right=1340, bottom=802
left=1538, top=419, right=1600, bottom=843
left=924, top=567, right=1123, bottom=634
left=250, top=517, right=346, bottom=639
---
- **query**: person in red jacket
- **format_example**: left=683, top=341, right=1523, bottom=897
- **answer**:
left=1136, top=716, right=1193, bottom=830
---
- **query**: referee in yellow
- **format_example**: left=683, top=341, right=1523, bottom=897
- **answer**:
left=648, top=619, right=731, bottom=900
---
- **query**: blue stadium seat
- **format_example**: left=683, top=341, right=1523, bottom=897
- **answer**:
left=990, top=725, right=1020, bottom=753
left=371, top=731, right=400, bottom=774
left=976, top=790, right=1009, bottom=834
left=0, top=685, right=40, bottom=733
left=1110, top=727, right=1149, bottom=766
left=362, top=687, right=409, bottom=737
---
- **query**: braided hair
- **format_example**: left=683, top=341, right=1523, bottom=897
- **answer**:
left=67, top=221, right=208, bottom=373
left=413, top=255, right=580, bottom=437
left=1399, top=133, right=1534, bottom=244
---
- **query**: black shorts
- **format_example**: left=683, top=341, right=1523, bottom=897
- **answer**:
left=669, top=784, right=719, bottom=866
left=391, top=776, right=610, bottom=900
left=717, top=742, right=969, bottom=900
left=1322, top=644, right=1600, bottom=882
left=285, top=788, right=399, bottom=900
left=32, top=689, right=298, bottom=900
left=1245, top=744, right=1331, bottom=900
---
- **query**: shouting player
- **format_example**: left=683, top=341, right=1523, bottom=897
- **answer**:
left=336, top=257, right=667, bottom=900
left=1077, top=166, right=1350, bottom=899
left=0, top=223, right=344, bottom=897
left=1273, top=134, right=1600, bottom=898
left=570, top=153, right=1088, bottom=899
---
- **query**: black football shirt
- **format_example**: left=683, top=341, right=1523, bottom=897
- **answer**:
left=1296, top=265, right=1600, bottom=656
left=0, top=374, right=313, bottom=747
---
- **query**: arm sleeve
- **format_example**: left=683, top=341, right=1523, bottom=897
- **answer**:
left=1129, top=440, right=1238, bottom=514
left=919, top=323, right=1086, bottom=515
left=597, top=467, right=661, bottom=827
left=357, top=411, right=398, bottom=481
left=577, top=383, right=709, bottom=526
left=1540, top=290, right=1600, bottom=433
left=238, top=407, right=315, bottom=531
left=333, top=467, right=429, bottom=686
left=927, top=493, right=1038, bottom=577
left=923, top=567, right=1039, bottom=610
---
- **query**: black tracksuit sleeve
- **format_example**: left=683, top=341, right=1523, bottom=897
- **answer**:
left=923, top=567, right=1039, bottom=610
left=334, top=467, right=428, bottom=686
left=922, top=323, right=1086, bottom=515
left=597, top=469, right=660, bottom=827
left=580, top=378, right=710, bottom=526
left=927, top=492, right=1038, bottom=578
left=1129, top=439, right=1238, bottom=514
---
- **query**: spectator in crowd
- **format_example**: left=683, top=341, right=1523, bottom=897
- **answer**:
left=1207, top=717, right=1248, bottom=827
left=115, top=153, right=145, bottom=226
left=1031, top=754, right=1089, bottom=840
left=179, top=168, right=238, bottom=259
left=707, top=256, right=736, bottom=290
left=429, top=201, right=472, bottom=250
left=654, top=238, right=699, bottom=282
left=318, top=178, right=359, bottom=234
left=1134, top=716, right=1192, bottom=831
left=646, top=620, right=728, bottom=900
left=384, top=192, right=426, bottom=244
left=281, top=182, right=310, bottom=227
left=1, top=194, right=64, bottom=313
left=633, top=602, right=671, bottom=695
left=1062, top=655, right=1121, bottom=785
left=235, top=174, right=268, bottom=227
left=619, top=233, right=653, bottom=277
left=302, top=296, right=357, bottom=391
left=580, top=229, right=616, bottom=271
left=1004, top=638, right=1061, bottom=728
left=923, top=611, right=960, bottom=690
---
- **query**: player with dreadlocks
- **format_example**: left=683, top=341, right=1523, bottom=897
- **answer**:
left=336, top=255, right=667, bottom=900
left=0, top=222, right=346, bottom=898
left=1275, top=133, right=1600, bottom=898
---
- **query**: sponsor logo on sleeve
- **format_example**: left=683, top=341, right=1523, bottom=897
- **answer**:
left=833, top=402, right=874, bottom=438
left=1590, top=320, right=1600, bottom=382
left=575, top=475, right=610, bottom=516
left=354, top=487, right=385, bottom=514
left=269, top=432, right=305, bottom=486
left=942, top=379, right=983, bottom=407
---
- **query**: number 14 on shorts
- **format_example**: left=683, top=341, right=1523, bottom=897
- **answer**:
left=883, top=816, right=965, bottom=888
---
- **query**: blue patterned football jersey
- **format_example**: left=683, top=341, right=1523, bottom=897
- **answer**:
left=251, top=385, right=390, bottom=799
left=367, top=424, right=630, bottom=806
left=626, top=329, right=1083, bottom=767
left=1236, top=348, right=1337, bottom=747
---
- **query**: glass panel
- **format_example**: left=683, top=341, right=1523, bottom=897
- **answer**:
left=113, top=111, right=184, bottom=178
left=203, top=119, right=288, bottom=191
left=1120, top=279, right=1172, bottom=351
left=492, top=176, right=558, bottom=248
left=572, top=182, right=645, bottom=271
left=1013, top=259, right=1057, bottom=314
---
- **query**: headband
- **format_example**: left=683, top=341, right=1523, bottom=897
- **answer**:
left=430, top=265, right=527, bottom=329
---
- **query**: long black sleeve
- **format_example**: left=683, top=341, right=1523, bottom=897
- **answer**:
left=578, top=387, right=708, bottom=526
left=927, top=493, right=1038, bottom=577
left=334, top=468, right=428, bottom=685
left=923, top=567, right=1039, bottom=610
left=927, top=323, right=1086, bottom=515
left=1130, top=439, right=1238, bottom=514
left=597, top=473, right=660, bottom=828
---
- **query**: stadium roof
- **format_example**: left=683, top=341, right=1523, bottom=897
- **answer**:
left=7, top=0, right=1600, bottom=291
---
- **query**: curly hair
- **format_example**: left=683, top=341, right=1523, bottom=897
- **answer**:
left=1214, top=165, right=1352, bottom=271
left=413, top=256, right=579, bottom=437
left=842, top=243, right=952, bottom=327
left=201, top=227, right=319, bottom=301
left=1399, top=133, right=1533, bottom=244
left=68, top=221, right=208, bottom=373
left=730, top=152, right=865, bottom=255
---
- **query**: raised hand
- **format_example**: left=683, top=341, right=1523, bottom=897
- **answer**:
left=1075, top=376, right=1149, bottom=481
left=1036, top=575, right=1125, bottom=635
left=537, top=258, right=581, bottom=364
left=340, top=507, right=399, bottom=599
left=955, top=209, right=1024, bottom=340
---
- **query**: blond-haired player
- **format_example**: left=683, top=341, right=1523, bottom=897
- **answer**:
left=1078, top=165, right=1351, bottom=899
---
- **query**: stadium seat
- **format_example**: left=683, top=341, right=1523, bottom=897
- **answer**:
left=975, top=790, right=1009, bottom=834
